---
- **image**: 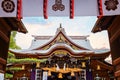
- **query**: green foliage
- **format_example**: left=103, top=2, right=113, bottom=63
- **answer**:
left=9, top=31, right=21, bottom=49
left=6, top=31, right=21, bottom=79
left=7, top=52, right=15, bottom=59
left=7, top=31, right=20, bottom=63
left=7, top=58, right=47, bottom=64
left=6, top=67, right=22, bottom=71
left=7, top=31, right=19, bottom=65
left=11, top=31, right=17, bottom=38
left=5, top=73, right=13, bottom=78
left=6, top=31, right=47, bottom=79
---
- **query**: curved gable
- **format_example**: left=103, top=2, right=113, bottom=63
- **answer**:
left=34, top=28, right=89, bottom=51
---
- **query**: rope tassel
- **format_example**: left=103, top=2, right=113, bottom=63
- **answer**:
left=97, top=0, right=103, bottom=18
left=17, top=0, right=22, bottom=20
left=43, top=0, right=48, bottom=19
left=70, top=0, right=74, bottom=19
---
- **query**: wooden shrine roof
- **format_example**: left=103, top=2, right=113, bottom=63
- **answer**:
left=92, top=16, right=116, bottom=33
left=0, top=18, right=27, bottom=33
left=9, top=26, right=110, bottom=59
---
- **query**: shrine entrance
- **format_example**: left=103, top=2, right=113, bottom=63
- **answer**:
left=9, top=27, right=113, bottom=80
left=47, top=72, right=75, bottom=80
left=40, top=53, right=87, bottom=80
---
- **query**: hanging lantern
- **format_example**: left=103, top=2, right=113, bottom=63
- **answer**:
left=36, top=62, right=40, bottom=68
left=22, top=65, right=25, bottom=70
left=71, top=71, right=75, bottom=76
left=66, top=64, right=69, bottom=70
left=97, top=65, right=101, bottom=70
left=48, top=71, right=51, bottom=76
left=58, top=73, right=63, bottom=78
left=82, top=62, right=86, bottom=68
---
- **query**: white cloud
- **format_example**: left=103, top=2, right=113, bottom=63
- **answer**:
left=15, top=33, right=33, bottom=49
left=15, top=17, right=110, bottom=49
left=88, top=31, right=110, bottom=49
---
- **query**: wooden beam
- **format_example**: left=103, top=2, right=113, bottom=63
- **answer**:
left=115, top=70, right=120, bottom=77
left=110, top=28, right=120, bottom=43
left=91, top=60, right=113, bottom=71
left=9, top=18, right=27, bottom=33
left=107, top=16, right=120, bottom=43
left=0, top=18, right=11, bottom=31
left=113, top=57, right=120, bottom=65
left=0, top=30, right=9, bottom=43
left=0, top=58, right=6, bottom=65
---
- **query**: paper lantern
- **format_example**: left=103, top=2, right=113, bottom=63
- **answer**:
left=36, top=62, right=40, bottom=68
left=22, top=65, right=25, bottom=70
left=82, top=62, right=86, bottom=68
left=58, top=73, right=62, bottom=78
left=97, top=65, right=101, bottom=70
left=48, top=71, right=51, bottom=76
left=71, top=71, right=75, bottom=76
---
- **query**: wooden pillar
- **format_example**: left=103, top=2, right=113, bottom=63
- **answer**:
left=107, top=16, right=120, bottom=79
left=0, top=26, right=11, bottom=74
left=109, top=36, right=120, bottom=60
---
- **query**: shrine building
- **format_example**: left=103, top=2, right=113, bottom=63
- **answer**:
left=9, top=25, right=113, bottom=80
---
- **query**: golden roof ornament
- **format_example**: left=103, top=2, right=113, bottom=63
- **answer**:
left=56, top=23, right=66, bottom=34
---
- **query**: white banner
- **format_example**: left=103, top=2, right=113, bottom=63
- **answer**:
left=0, top=0, right=120, bottom=17
left=48, top=0, right=70, bottom=16
left=42, top=71, right=48, bottom=80
left=74, top=0, right=99, bottom=16
left=0, top=0, right=18, bottom=17
left=22, top=0, right=120, bottom=17
left=102, top=0, right=120, bottom=16
left=0, top=73, right=4, bottom=80
left=22, top=0, right=43, bottom=17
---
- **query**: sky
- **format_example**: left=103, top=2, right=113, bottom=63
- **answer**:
left=15, top=16, right=110, bottom=49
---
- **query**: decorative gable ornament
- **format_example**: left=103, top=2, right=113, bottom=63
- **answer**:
left=104, top=0, right=119, bottom=11
left=0, top=0, right=17, bottom=17
left=1, top=0, right=15, bottom=13
left=52, top=0, right=65, bottom=11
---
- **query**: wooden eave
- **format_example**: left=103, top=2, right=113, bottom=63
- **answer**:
left=0, top=18, right=27, bottom=33
left=9, top=49, right=92, bottom=59
left=10, top=48, right=110, bottom=59
left=92, top=16, right=116, bottom=33
left=2, top=18, right=28, bottom=33
left=0, top=18, right=27, bottom=43
left=90, top=51, right=110, bottom=59
left=91, top=60, right=113, bottom=71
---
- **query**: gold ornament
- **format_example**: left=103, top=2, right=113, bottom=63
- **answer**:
left=58, top=73, right=63, bottom=78
left=48, top=71, right=51, bottom=76
left=97, top=65, right=101, bottom=70
left=82, top=62, right=86, bottom=68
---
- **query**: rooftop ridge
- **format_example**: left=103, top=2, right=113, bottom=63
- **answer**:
left=69, top=35, right=89, bottom=40
left=32, top=35, right=89, bottom=40
left=32, top=35, right=52, bottom=40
